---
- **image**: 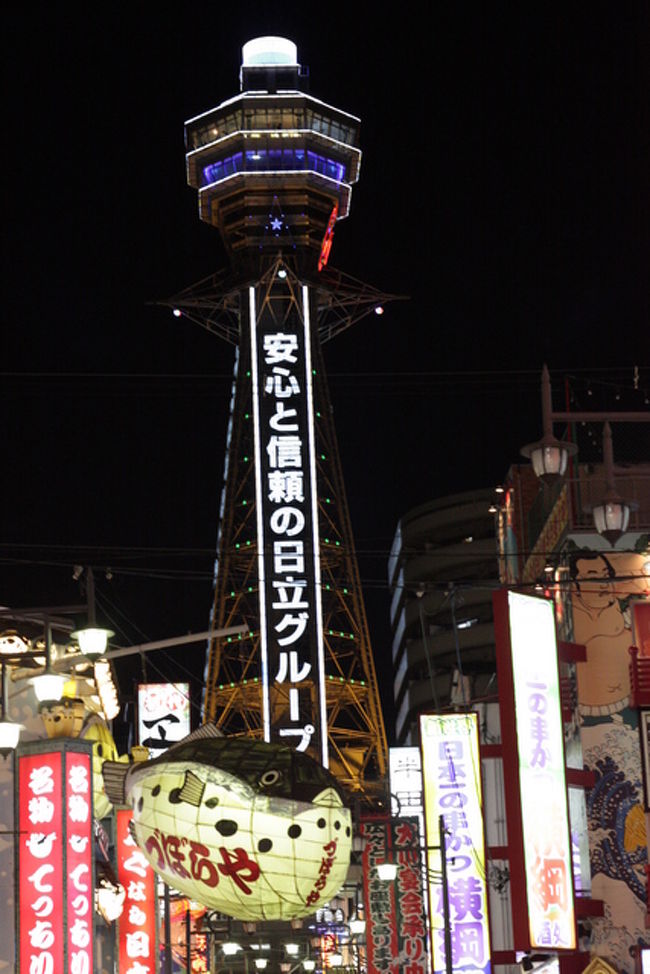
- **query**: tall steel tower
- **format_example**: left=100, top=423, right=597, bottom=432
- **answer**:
left=166, top=37, right=391, bottom=800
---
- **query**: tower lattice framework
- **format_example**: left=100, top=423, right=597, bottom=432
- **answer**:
left=166, top=37, right=396, bottom=801
left=164, top=258, right=393, bottom=799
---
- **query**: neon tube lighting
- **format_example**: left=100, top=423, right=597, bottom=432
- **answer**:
left=249, top=286, right=271, bottom=742
left=302, top=285, right=328, bottom=768
left=185, top=92, right=360, bottom=127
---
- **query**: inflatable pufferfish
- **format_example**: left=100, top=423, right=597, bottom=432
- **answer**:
left=103, top=725, right=351, bottom=920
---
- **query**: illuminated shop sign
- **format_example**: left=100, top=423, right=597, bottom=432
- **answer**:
left=360, top=815, right=427, bottom=974
left=389, top=745, right=423, bottom=817
left=137, top=682, right=191, bottom=755
left=420, top=713, right=491, bottom=974
left=249, top=282, right=327, bottom=764
left=493, top=591, right=576, bottom=950
left=114, top=732, right=351, bottom=920
left=17, top=741, right=94, bottom=974
left=117, top=808, right=157, bottom=974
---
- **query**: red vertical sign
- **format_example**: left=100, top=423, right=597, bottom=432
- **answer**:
left=17, top=742, right=95, bottom=974
left=392, top=818, right=427, bottom=974
left=18, top=750, right=65, bottom=974
left=117, top=807, right=157, bottom=973
left=65, top=750, right=94, bottom=973
left=360, top=815, right=399, bottom=974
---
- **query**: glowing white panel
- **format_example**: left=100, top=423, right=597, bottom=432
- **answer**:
left=389, top=746, right=423, bottom=817
left=508, top=591, right=576, bottom=949
left=137, top=683, right=191, bottom=756
left=250, top=282, right=327, bottom=763
left=420, top=713, right=491, bottom=974
left=242, top=37, right=298, bottom=67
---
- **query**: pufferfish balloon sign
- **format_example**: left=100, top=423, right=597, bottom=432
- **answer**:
left=103, top=725, right=351, bottom=921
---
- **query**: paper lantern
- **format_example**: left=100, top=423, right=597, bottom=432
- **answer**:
left=103, top=727, right=351, bottom=920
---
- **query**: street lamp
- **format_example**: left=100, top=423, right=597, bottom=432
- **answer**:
left=71, top=626, right=113, bottom=659
left=585, top=421, right=638, bottom=545
left=521, top=365, right=577, bottom=484
left=376, top=862, right=397, bottom=881
left=0, top=663, right=21, bottom=756
left=222, top=941, right=242, bottom=956
left=30, top=620, right=68, bottom=704
left=71, top=567, right=114, bottom=659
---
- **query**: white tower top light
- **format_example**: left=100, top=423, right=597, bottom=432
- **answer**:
left=242, top=37, right=298, bottom=67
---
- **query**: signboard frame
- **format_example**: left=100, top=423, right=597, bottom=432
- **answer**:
left=419, top=712, right=491, bottom=974
left=248, top=280, right=327, bottom=764
left=493, top=589, right=576, bottom=951
left=16, top=738, right=95, bottom=974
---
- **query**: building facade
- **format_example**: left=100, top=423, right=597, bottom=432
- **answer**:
left=388, top=488, right=498, bottom=743
left=496, top=458, right=650, bottom=971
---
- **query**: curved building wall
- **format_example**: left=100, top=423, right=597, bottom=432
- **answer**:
left=388, top=489, right=498, bottom=743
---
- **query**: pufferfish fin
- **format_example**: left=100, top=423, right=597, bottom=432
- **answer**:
left=311, top=786, right=344, bottom=808
left=171, top=722, right=223, bottom=747
left=177, top=770, right=206, bottom=807
left=102, top=760, right=129, bottom=806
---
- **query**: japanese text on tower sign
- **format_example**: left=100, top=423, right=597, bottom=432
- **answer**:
left=251, top=286, right=326, bottom=761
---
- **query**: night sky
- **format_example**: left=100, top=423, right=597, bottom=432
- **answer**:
left=3, top=4, right=648, bottom=741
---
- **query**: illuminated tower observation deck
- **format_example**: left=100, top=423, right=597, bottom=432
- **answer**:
left=167, top=38, right=394, bottom=800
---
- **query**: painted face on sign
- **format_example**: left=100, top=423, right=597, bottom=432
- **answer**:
left=103, top=728, right=351, bottom=920
left=572, top=551, right=646, bottom=711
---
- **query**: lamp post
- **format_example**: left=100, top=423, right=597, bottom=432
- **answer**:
left=520, top=365, right=577, bottom=484
left=522, top=365, right=649, bottom=541
left=0, top=663, right=21, bottom=756
left=584, top=421, right=639, bottom=545
left=30, top=617, right=68, bottom=704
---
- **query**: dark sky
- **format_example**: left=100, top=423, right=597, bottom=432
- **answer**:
left=2, top=4, right=649, bottom=740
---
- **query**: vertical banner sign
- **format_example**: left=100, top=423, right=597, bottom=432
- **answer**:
left=117, top=808, right=157, bottom=974
left=137, top=682, right=191, bottom=755
left=249, top=281, right=327, bottom=764
left=493, top=590, right=576, bottom=950
left=392, top=817, right=427, bottom=974
left=65, top=749, right=94, bottom=973
left=389, top=746, right=424, bottom=820
left=420, top=713, right=491, bottom=974
left=360, top=816, right=398, bottom=974
left=17, top=742, right=94, bottom=974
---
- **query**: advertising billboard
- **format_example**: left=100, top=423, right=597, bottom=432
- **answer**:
left=117, top=808, right=157, bottom=974
left=420, top=712, right=491, bottom=974
left=493, top=590, right=576, bottom=950
left=249, top=282, right=327, bottom=763
left=137, top=682, right=191, bottom=755
left=17, top=740, right=94, bottom=974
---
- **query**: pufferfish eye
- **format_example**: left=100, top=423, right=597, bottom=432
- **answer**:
left=259, top=769, right=281, bottom=787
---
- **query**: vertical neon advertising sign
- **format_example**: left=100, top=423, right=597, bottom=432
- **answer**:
left=116, top=808, right=157, bottom=973
left=17, top=740, right=94, bottom=974
left=493, top=590, right=576, bottom=950
left=249, top=280, right=327, bottom=765
left=420, top=713, right=491, bottom=974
